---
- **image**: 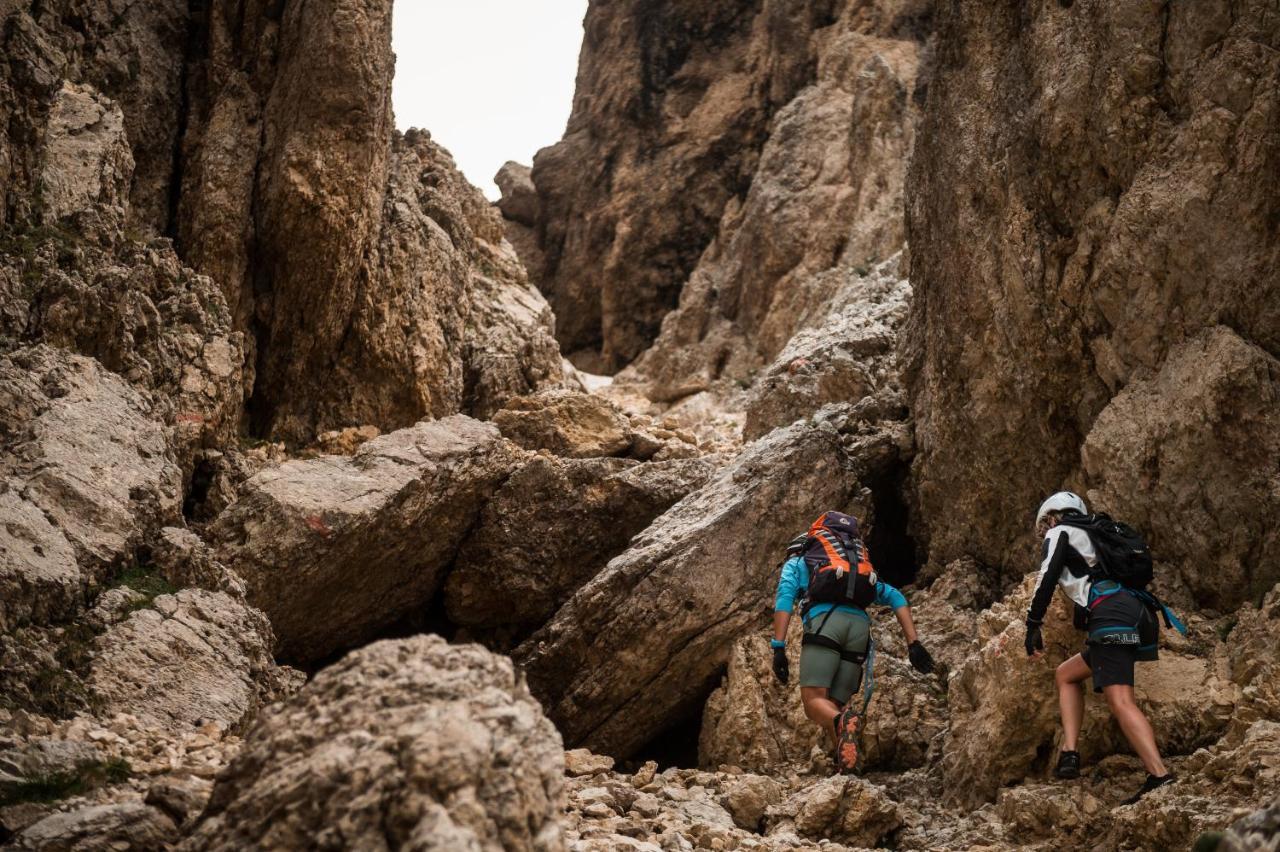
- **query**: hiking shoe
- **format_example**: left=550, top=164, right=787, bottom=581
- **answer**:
left=1122, top=773, right=1175, bottom=805
left=1054, top=750, right=1081, bottom=779
left=834, top=707, right=861, bottom=776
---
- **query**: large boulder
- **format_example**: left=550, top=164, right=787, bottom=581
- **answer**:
left=88, top=590, right=301, bottom=734
left=209, top=416, right=528, bottom=663
left=179, top=636, right=565, bottom=851
left=904, top=0, right=1280, bottom=579
left=516, top=414, right=906, bottom=758
left=492, top=389, right=634, bottom=459
left=1081, top=327, right=1280, bottom=608
left=0, top=346, right=182, bottom=632
left=445, top=455, right=717, bottom=643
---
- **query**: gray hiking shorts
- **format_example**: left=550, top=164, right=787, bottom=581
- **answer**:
left=798, top=607, right=870, bottom=705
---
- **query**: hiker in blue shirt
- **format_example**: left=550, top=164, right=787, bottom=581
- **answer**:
left=770, top=510, right=934, bottom=774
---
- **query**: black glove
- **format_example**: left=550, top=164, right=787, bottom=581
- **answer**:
left=908, top=640, right=934, bottom=674
left=1025, top=621, right=1044, bottom=657
left=771, top=646, right=790, bottom=684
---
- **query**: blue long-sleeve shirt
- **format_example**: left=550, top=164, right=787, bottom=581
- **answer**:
left=774, top=555, right=908, bottom=622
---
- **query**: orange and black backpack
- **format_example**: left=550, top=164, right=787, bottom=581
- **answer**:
left=799, top=511, right=877, bottom=616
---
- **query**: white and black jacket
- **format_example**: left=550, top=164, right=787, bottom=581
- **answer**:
left=1026, top=525, right=1099, bottom=626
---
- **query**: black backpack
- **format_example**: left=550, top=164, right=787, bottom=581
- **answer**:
left=798, top=511, right=878, bottom=615
left=1056, top=512, right=1154, bottom=590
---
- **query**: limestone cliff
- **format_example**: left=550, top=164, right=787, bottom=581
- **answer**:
left=902, top=0, right=1280, bottom=598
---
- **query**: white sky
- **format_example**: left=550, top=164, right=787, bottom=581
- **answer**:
left=391, top=1, right=588, bottom=200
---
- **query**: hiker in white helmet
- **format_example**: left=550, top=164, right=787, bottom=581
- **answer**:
left=1026, top=491, right=1177, bottom=805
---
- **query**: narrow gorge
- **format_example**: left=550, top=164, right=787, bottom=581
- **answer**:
left=1, top=0, right=1277, bottom=850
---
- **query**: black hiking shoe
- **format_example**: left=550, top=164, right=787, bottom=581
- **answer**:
left=1122, top=773, right=1175, bottom=805
left=1054, top=750, right=1081, bottom=779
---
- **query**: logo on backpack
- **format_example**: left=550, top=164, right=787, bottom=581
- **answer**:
left=1057, top=512, right=1154, bottom=590
left=799, top=511, right=877, bottom=615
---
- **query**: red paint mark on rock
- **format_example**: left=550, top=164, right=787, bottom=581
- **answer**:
left=305, top=515, right=332, bottom=537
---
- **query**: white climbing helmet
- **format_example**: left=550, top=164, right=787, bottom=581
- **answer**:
left=1036, top=491, right=1087, bottom=527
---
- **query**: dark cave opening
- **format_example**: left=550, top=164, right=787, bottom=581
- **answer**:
left=622, top=664, right=726, bottom=772
left=624, top=702, right=706, bottom=773
left=181, top=452, right=218, bottom=521
left=865, top=462, right=921, bottom=590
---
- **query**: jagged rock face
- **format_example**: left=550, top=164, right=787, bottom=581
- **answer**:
left=37, top=82, right=134, bottom=222
left=0, top=347, right=183, bottom=632
left=179, top=0, right=393, bottom=440
left=179, top=2, right=560, bottom=442
left=528, top=0, right=859, bottom=369
left=516, top=414, right=905, bottom=758
left=904, top=0, right=1280, bottom=579
left=1, top=75, right=247, bottom=472
left=209, top=417, right=528, bottom=663
left=630, top=8, right=924, bottom=396
left=0, top=0, right=191, bottom=232
left=179, top=636, right=565, bottom=852
left=741, top=259, right=911, bottom=439
left=445, top=455, right=716, bottom=644
left=1081, top=326, right=1280, bottom=608
left=700, top=620, right=826, bottom=774
left=88, top=590, right=301, bottom=735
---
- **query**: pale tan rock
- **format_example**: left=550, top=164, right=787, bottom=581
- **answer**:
left=496, top=161, right=539, bottom=227
left=209, top=416, right=528, bottom=663
left=565, top=749, right=615, bottom=777
left=494, top=389, right=634, bottom=458
left=38, top=82, right=133, bottom=222
left=179, top=636, right=565, bottom=852
left=699, top=620, right=823, bottom=774
left=89, top=589, right=300, bottom=734
left=741, top=258, right=911, bottom=440
left=719, top=774, right=782, bottom=832
left=150, top=527, right=246, bottom=599
left=1081, top=327, right=1280, bottom=608
left=777, top=776, right=901, bottom=847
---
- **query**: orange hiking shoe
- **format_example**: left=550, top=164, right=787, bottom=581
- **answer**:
left=834, top=707, right=861, bottom=775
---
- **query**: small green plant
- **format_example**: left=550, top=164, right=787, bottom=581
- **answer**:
left=109, top=561, right=177, bottom=612
left=0, top=758, right=132, bottom=807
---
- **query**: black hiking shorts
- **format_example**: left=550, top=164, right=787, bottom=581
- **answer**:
left=1082, top=591, right=1158, bottom=693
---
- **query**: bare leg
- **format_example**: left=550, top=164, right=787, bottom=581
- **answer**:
left=801, top=686, right=842, bottom=743
left=1056, top=654, right=1092, bottom=751
left=1104, top=685, right=1168, bottom=777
